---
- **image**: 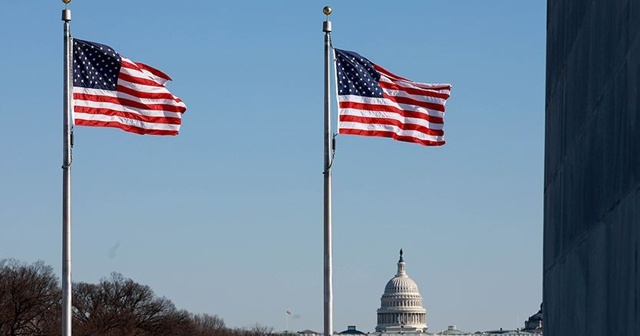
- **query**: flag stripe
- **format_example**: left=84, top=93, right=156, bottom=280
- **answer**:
left=338, top=107, right=444, bottom=130
left=117, top=74, right=185, bottom=102
left=74, top=119, right=180, bottom=136
left=339, top=103, right=444, bottom=127
left=74, top=105, right=182, bottom=125
left=74, top=90, right=186, bottom=113
left=120, top=59, right=172, bottom=87
left=76, top=87, right=184, bottom=110
left=339, top=115, right=444, bottom=136
left=338, top=96, right=445, bottom=120
left=130, top=62, right=172, bottom=80
left=339, top=128, right=445, bottom=146
left=378, top=81, right=451, bottom=100
left=74, top=89, right=184, bottom=117
left=74, top=112, right=180, bottom=129
left=119, top=71, right=166, bottom=88
left=382, top=93, right=446, bottom=112
left=375, top=64, right=452, bottom=93
left=380, top=87, right=448, bottom=107
left=116, top=84, right=182, bottom=101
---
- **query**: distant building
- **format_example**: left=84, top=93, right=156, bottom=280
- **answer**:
left=339, top=326, right=366, bottom=335
left=522, top=304, right=542, bottom=333
left=429, top=324, right=541, bottom=336
left=297, top=329, right=322, bottom=336
left=375, top=249, right=428, bottom=333
left=300, top=250, right=542, bottom=336
left=435, top=325, right=467, bottom=335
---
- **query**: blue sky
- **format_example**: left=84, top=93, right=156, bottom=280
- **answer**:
left=0, top=1, right=546, bottom=333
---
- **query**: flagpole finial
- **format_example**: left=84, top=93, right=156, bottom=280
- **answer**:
left=322, top=6, right=332, bottom=33
left=61, top=0, right=71, bottom=23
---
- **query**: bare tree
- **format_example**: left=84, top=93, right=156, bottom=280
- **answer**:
left=72, top=272, right=189, bottom=336
left=246, top=323, right=275, bottom=336
left=188, top=313, right=226, bottom=336
left=0, top=259, right=278, bottom=336
left=0, top=259, right=60, bottom=336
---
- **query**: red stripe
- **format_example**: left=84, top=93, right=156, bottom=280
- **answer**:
left=375, top=64, right=452, bottom=91
left=339, top=102, right=444, bottom=124
left=116, top=84, right=182, bottom=101
left=74, top=105, right=182, bottom=125
left=74, top=93, right=186, bottom=113
left=339, top=115, right=444, bottom=136
left=382, top=93, right=446, bottom=112
left=338, top=128, right=445, bottom=146
left=74, top=119, right=179, bottom=136
left=119, top=72, right=165, bottom=87
left=374, top=64, right=411, bottom=82
left=379, top=81, right=451, bottom=100
left=132, top=62, right=172, bottom=81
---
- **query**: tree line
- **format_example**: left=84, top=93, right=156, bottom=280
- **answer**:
left=0, top=259, right=276, bottom=336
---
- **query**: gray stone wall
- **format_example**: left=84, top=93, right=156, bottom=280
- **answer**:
left=544, top=0, right=640, bottom=335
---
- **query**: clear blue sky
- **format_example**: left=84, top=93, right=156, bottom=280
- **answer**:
left=0, top=1, right=546, bottom=333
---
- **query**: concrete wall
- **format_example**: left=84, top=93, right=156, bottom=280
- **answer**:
left=544, top=0, right=640, bottom=335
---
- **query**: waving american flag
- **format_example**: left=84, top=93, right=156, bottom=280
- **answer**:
left=72, top=39, right=186, bottom=136
left=335, top=48, right=451, bottom=146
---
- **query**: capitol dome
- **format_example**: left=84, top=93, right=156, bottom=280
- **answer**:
left=384, top=274, right=420, bottom=293
left=376, top=249, right=428, bottom=332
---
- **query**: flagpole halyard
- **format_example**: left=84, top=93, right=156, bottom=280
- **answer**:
left=61, top=2, right=73, bottom=336
left=322, top=6, right=333, bottom=336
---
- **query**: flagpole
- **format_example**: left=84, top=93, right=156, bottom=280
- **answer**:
left=322, top=6, right=333, bottom=336
left=61, top=1, right=73, bottom=336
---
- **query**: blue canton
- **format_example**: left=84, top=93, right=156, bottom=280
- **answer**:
left=73, top=39, right=121, bottom=90
left=335, top=49, right=383, bottom=98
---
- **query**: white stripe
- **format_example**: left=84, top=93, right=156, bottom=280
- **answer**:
left=73, top=87, right=185, bottom=115
left=74, top=113, right=180, bottom=131
left=379, top=76, right=451, bottom=97
left=117, top=70, right=182, bottom=101
left=122, top=58, right=171, bottom=85
left=119, top=66, right=165, bottom=84
left=377, top=69, right=452, bottom=93
left=338, top=122, right=445, bottom=142
left=337, top=95, right=445, bottom=119
left=74, top=100, right=183, bottom=119
left=383, top=78, right=451, bottom=94
left=381, top=87, right=448, bottom=106
left=140, top=69, right=169, bottom=85
left=117, top=78, right=186, bottom=106
left=339, top=108, right=444, bottom=130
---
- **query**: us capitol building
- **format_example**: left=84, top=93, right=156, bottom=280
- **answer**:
left=299, top=250, right=542, bottom=336
left=375, top=249, right=428, bottom=332
left=372, top=250, right=542, bottom=335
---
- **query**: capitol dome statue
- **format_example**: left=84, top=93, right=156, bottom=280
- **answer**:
left=375, top=249, right=428, bottom=332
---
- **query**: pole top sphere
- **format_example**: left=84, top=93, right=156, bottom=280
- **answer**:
left=323, top=6, right=332, bottom=16
left=62, top=0, right=71, bottom=4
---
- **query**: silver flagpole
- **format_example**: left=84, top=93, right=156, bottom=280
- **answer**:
left=61, top=1, right=73, bottom=336
left=322, top=6, right=333, bottom=336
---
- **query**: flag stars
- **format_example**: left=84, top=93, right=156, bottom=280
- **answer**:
left=72, top=39, right=121, bottom=90
left=335, top=49, right=383, bottom=98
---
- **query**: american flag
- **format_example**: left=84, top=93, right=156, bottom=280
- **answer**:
left=72, top=39, right=187, bottom=136
left=335, top=48, right=451, bottom=146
